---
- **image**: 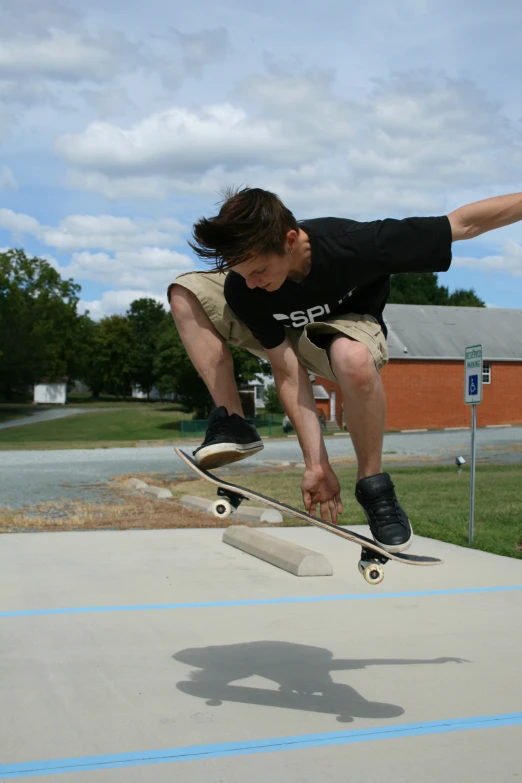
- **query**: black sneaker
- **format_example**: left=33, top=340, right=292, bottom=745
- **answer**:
left=193, top=406, right=264, bottom=470
left=355, top=473, right=413, bottom=553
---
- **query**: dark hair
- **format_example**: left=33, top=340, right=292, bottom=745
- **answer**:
left=188, top=186, right=299, bottom=270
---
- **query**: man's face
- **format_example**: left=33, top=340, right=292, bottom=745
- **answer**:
left=233, top=252, right=291, bottom=292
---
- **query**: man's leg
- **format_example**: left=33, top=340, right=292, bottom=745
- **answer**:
left=328, top=334, right=412, bottom=553
left=170, top=283, right=244, bottom=416
left=327, top=335, right=385, bottom=482
left=169, top=283, right=263, bottom=468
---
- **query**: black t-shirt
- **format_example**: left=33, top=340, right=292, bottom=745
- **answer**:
left=224, top=215, right=453, bottom=349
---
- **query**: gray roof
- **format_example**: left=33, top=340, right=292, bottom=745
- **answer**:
left=312, top=384, right=330, bottom=399
left=383, top=305, right=522, bottom=360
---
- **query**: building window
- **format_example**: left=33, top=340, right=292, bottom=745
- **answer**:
left=255, top=385, right=265, bottom=401
left=482, top=363, right=491, bottom=384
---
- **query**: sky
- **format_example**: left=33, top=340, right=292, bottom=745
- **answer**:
left=1, top=0, right=521, bottom=318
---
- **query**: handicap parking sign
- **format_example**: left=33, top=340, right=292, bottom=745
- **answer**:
left=464, top=345, right=482, bottom=404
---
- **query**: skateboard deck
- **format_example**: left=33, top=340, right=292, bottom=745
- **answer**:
left=175, top=448, right=443, bottom=584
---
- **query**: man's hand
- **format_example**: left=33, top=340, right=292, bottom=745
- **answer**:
left=301, top=464, right=343, bottom=524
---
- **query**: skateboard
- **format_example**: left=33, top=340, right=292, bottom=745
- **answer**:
left=175, top=448, right=443, bottom=585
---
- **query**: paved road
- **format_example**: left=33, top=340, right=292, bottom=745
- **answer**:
left=0, top=427, right=520, bottom=510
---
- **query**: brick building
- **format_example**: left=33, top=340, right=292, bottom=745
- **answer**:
left=314, top=305, right=522, bottom=430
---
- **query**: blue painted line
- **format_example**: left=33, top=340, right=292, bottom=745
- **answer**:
left=1, top=712, right=521, bottom=778
left=1, top=585, right=521, bottom=619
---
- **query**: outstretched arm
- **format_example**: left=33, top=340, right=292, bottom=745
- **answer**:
left=448, top=192, right=522, bottom=241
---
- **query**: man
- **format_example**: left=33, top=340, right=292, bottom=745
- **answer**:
left=169, top=186, right=521, bottom=553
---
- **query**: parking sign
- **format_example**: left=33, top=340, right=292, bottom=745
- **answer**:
left=464, top=344, right=483, bottom=405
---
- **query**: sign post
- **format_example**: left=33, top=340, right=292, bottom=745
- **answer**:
left=464, top=344, right=483, bottom=545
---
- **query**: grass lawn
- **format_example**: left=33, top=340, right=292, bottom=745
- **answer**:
left=0, top=405, right=195, bottom=447
left=171, top=463, right=522, bottom=560
left=0, top=403, right=289, bottom=448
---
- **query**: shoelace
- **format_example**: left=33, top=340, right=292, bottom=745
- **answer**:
left=201, top=417, right=230, bottom=445
left=361, top=488, right=406, bottom=528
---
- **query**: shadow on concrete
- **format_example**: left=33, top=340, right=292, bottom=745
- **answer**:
left=173, top=641, right=468, bottom=723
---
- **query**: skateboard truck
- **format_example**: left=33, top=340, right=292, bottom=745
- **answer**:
left=211, top=487, right=245, bottom=520
left=358, top=546, right=389, bottom=585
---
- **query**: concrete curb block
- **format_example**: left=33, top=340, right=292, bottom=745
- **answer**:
left=179, top=494, right=212, bottom=513
left=233, top=506, right=283, bottom=524
left=179, top=495, right=282, bottom=524
left=141, top=485, right=173, bottom=499
left=125, top=478, right=148, bottom=489
left=223, top=525, right=333, bottom=576
left=122, top=478, right=172, bottom=499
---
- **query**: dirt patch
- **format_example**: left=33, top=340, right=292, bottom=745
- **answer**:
left=0, top=466, right=312, bottom=534
left=0, top=490, right=256, bottom=534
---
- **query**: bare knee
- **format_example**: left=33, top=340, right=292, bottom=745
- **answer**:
left=329, top=336, right=376, bottom=388
left=169, top=282, right=229, bottom=362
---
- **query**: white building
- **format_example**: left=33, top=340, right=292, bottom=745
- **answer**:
left=33, top=382, right=67, bottom=404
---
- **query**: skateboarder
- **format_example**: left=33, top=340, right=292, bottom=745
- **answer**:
left=168, top=187, right=522, bottom=552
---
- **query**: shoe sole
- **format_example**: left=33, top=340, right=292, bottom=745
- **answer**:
left=373, top=528, right=413, bottom=554
left=359, top=508, right=413, bottom=554
left=195, top=442, right=264, bottom=471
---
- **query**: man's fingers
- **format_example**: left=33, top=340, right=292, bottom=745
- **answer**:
left=304, top=492, right=317, bottom=517
left=329, top=499, right=338, bottom=525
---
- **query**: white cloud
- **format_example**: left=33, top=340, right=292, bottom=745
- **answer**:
left=0, top=2, right=232, bottom=138
left=0, top=0, right=83, bottom=38
left=65, top=171, right=172, bottom=201
left=55, top=103, right=308, bottom=176
left=0, top=208, right=40, bottom=235
left=60, top=247, right=193, bottom=291
left=0, top=29, right=141, bottom=83
left=78, top=289, right=168, bottom=320
left=41, top=214, right=185, bottom=252
left=0, top=206, right=193, bottom=296
left=0, top=208, right=186, bottom=253
left=453, top=240, right=522, bottom=277
left=54, top=68, right=522, bottom=215
left=0, top=165, right=17, bottom=189
left=0, top=0, right=143, bottom=135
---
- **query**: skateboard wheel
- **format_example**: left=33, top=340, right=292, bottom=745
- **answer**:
left=358, top=561, right=385, bottom=585
left=211, top=498, right=233, bottom=519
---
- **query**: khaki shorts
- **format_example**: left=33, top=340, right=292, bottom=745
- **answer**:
left=168, top=271, right=388, bottom=383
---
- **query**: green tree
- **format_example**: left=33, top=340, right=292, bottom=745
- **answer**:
left=154, top=316, right=270, bottom=417
left=127, top=297, right=166, bottom=397
left=88, top=315, right=139, bottom=398
left=263, top=384, right=284, bottom=414
left=76, top=316, right=104, bottom=398
left=447, top=288, right=485, bottom=307
left=0, top=249, right=83, bottom=400
left=389, top=272, right=485, bottom=307
left=154, top=317, right=212, bottom=416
